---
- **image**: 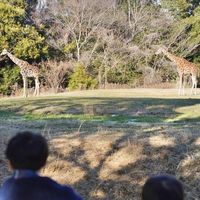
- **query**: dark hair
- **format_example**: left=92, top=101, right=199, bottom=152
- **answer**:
left=142, top=175, right=184, bottom=200
left=6, top=131, right=49, bottom=171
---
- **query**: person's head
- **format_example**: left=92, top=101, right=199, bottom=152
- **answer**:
left=142, top=175, right=184, bottom=200
left=5, top=131, right=49, bottom=171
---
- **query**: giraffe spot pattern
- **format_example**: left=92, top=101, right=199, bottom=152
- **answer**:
left=21, top=68, right=38, bottom=77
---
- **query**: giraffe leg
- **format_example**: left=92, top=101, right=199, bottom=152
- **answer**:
left=34, top=79, right=36, bottom=96
left=194, top=76, right=197, bottom=95
left=182, top=75, right=185, bottom=95
left=34, top=77, right=40, bottom=96
left=191, top=76, right=197, bottom=95
left=178, top=74, right=183, bottom=95
left=23, top=77, right=28, bottom=98
left=190, top=82, right=194, bottom=96
left=36, top=78, right=40, bottom=96
left=194, top=79, right=197, bottom=95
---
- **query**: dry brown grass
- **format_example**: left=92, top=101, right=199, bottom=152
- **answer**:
left=0, top=88, right=200, bottom=199
left=0, top=124, right=195, bottom=200
left=0, top=122, right=200, bottom=199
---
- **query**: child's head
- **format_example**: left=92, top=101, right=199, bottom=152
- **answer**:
left=6, top=131, right=49, bottom=171
left=142, top=175, right=184, bottom=200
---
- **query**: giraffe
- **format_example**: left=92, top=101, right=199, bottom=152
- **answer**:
left=0, top=49, right=40, bottom=97
left=156, top=46, right=199, bottom=95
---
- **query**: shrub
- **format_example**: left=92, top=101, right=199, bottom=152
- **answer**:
left=0, top=66, right=21, bottom=95
left=41, top=60, right=72, bottom=93
left=68, top=63, right=97, bottom=90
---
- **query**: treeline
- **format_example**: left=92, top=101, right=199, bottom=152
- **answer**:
left=0, top=0, right=200, bottom=95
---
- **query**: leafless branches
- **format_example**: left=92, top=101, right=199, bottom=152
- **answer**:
left=41, top=60, right=73, bottom=93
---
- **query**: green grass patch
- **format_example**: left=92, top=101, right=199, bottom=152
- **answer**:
left=165, top=104, right=200, bottom=122
left=0, top=90, right=199, bottom=123
left=0, top=110, right=21, bottom=119
left=24, top=113, right=109, bottom=122
left=23, top=113, right=165, bottom=123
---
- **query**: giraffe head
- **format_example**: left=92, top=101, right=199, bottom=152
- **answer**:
left=155, top=46, right=168, bottom=55
left=0, top=49, right=8, bottom=56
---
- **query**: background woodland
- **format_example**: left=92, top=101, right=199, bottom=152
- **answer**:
left=0, top=0, right=200, bottom=95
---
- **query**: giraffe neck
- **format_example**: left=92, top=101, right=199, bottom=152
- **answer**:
left=6, top=52, right=26, bottom=68
left=162, top=51, right=178, bottom=63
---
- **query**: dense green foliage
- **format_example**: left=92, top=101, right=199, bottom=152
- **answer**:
left=0, top=0, right=48, bottom=94
left=162, top=0, right=200, bottom=66
left=0, top=0, right=47, bottom=59
left=0, top=0, right=199, bottom=95
left=0, top=66, right=20, bottom=95
left=68, top=64, right=97, bottom=90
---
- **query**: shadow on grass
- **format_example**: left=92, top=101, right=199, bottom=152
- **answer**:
left=43, top=124, right=200, bottom=200
left=0, top=95, right=200, bottom=199
left=1, top=125, right=199, bottom=200
left=0, top=97, right=199, bottom=123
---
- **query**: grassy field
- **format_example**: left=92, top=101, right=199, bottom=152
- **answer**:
left=0, top=88, right=200, bottom=200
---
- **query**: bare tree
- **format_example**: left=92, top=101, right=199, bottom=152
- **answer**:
left=35, top=0, right=114, bottom=62
left=31, top=0, right=178, bottom=86
left=41, top=60, right=73, bottom=93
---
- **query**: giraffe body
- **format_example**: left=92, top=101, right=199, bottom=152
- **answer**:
left=0, top=49, right=40, bottom=97
left=156, top=47, right=199, bottom=95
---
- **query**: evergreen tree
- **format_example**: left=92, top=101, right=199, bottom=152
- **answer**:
left=0, top=0, right=48, bottom=95
left=0, top=0, right=47, bottom=59
left=160, top=0, right=191, bottom=19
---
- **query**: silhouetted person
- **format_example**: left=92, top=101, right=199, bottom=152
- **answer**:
left=142, top=175, right=184, bottom=200
left=0, top=131, right=83, bottom=200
